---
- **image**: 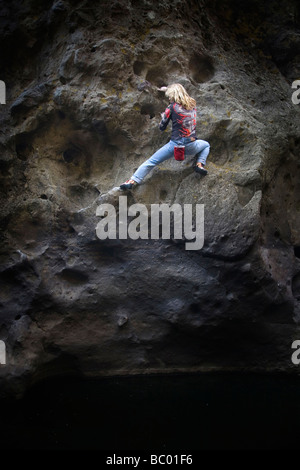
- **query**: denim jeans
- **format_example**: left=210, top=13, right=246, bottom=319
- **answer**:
left=131, top=138, right=210, bottom=184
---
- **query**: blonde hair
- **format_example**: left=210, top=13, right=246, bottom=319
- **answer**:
left=165, top=83, right=196, bottom=110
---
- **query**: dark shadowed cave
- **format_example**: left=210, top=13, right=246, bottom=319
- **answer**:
left=0, top=0, right=300, bottom=451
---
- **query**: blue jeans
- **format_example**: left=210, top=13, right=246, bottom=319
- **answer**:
left=131, top=138, right=210, bottom=184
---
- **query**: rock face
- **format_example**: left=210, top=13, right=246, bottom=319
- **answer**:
left=0, top=0, right=300, bottom=397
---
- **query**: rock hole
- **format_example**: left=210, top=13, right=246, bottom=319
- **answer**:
left=160, top=189, right=168, bottom=201
left=140, top=103, right=156, bottom=118
left=292, top=273, right=300, bottom=297
left=189, top=303, right=200, bottom=313
left=274, top=230, right=280, bottom=238
left=294, top=246, right=300, bottom=259
left=59, top=268, right=89, bottom=284
left=15, top=141, right=26, bottom=155
left=189, top=52, right=215, bottom=83
left=145, top=67, right=167, bottom=87
left=133, top=61, right=146, bottom=76
left=63, top=147, right=81, bottom=163
left=15, top=141, right=33, bottom=161
left=0, top=159, right=10, bottom=173
left=92, top=119, right=108, bottom=139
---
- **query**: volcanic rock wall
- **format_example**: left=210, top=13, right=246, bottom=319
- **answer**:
left=0, top=0, right=300, bottom=396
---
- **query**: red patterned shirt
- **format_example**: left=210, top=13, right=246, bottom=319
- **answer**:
left=159, top=102, right=197, bottom=140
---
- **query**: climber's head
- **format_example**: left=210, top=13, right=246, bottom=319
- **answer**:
left=165, top=83, right=196, bottom=111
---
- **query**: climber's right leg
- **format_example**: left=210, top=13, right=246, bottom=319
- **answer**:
left=120, top=141, right=174, bottom=189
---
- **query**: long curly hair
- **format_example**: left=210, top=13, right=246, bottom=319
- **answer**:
left=165, top=83, right=196, bottom=110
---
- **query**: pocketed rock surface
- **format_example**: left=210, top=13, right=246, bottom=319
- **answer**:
left=0, top=0, right=300, bottom=397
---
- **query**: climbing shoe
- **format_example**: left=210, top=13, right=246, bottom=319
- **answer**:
left=194, top=164, right=208, bottom=176
left=120, top=179, right=137, bottom=190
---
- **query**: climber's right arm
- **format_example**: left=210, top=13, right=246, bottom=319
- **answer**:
left=159, top=105, right=172, bottom=131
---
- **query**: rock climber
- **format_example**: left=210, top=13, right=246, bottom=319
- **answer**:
left=120, top=83, right=210, bottom=190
